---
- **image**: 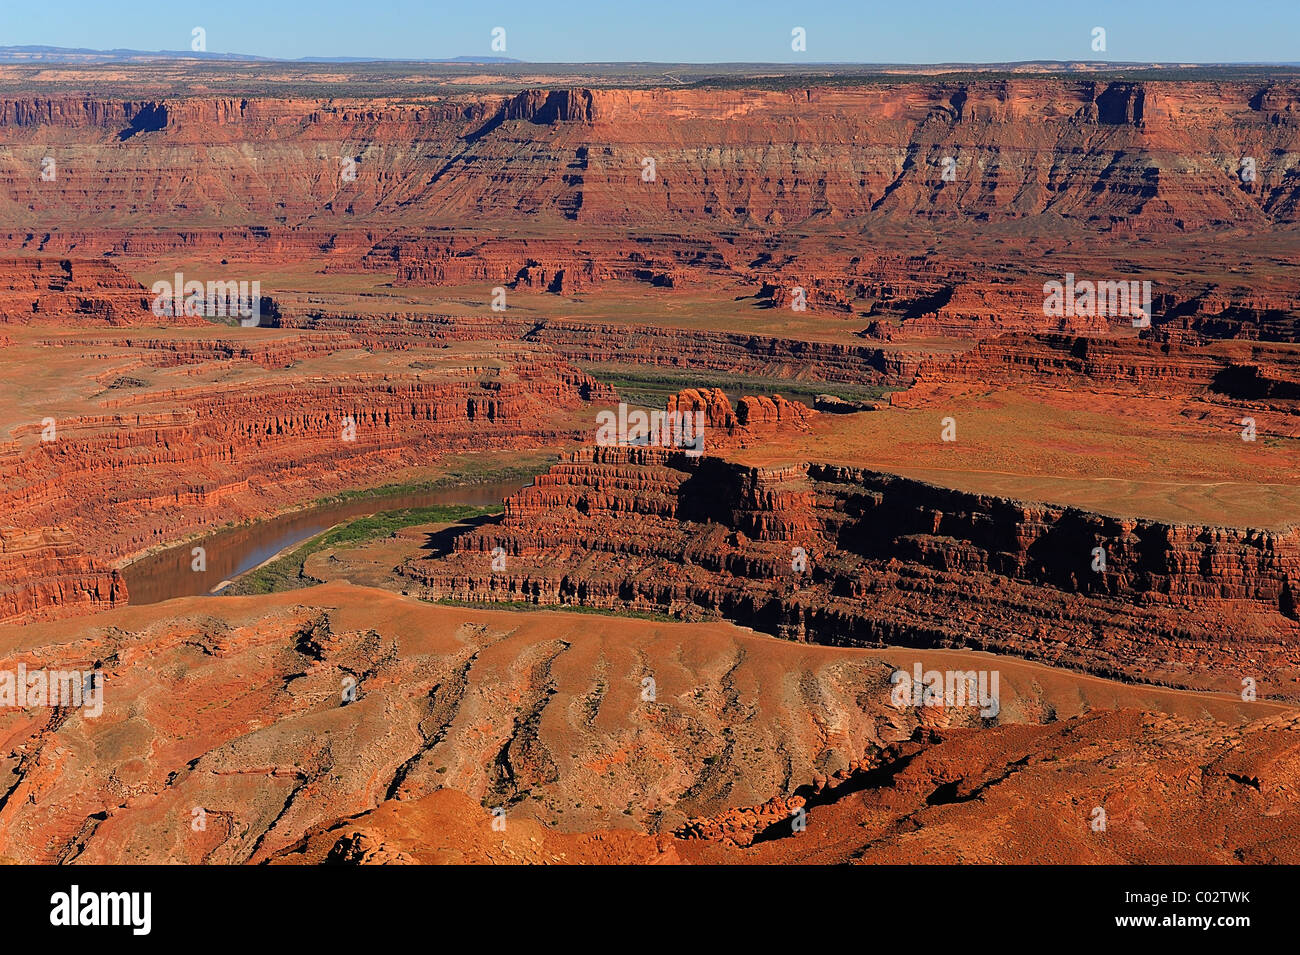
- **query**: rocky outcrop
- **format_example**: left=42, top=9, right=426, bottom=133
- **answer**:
left=501, top=88, right=597, bottom=125
left=677, top=794, right=806, bottom=847
left=407, top=440, right=1300, bottom=694
left=665, top=387, right=817, bottom=439
left=0, top=527, right=125, bottom=624
left=0, top=257, right=185, bottom=326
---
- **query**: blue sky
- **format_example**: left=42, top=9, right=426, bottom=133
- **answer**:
left=2, top=0, right=1296, bottom=63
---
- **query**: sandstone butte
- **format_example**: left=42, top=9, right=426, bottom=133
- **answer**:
left=0, top=64, right=1296, bottom=864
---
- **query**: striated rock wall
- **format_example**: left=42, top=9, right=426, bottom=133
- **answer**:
left=897, top=332, right=1300, bottom=436
left=298, top=310, right=917, bottom=384
left=4, top=81, right=1299, bottom=230
left=0, top=345, right=612, bottom=624
left=4, top=79, right=1298, bottom=343
left=408, top=441, right=1300, bottom=692
left=0, top=527, right=125, bottom=625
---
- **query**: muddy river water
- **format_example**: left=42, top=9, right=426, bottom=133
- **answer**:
left=122, top=479, right=526, bottom=605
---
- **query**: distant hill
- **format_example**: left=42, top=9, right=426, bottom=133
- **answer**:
left=0, top=45, right=522, bottom=64
left=0, top=47, right=1296, bottom=69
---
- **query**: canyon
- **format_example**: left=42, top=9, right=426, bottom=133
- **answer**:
left=3, top=72, right=1299, bottom=348
left=0, top=62, right=1296, bottom=865
left=0, top=310, right=612, bottom=624
left=405, top=391, right=1300, bottom=698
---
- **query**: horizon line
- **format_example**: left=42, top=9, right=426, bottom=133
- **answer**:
left=2, top=47, right=1299, bottom=69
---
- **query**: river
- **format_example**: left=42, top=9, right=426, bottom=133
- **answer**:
left=121, top=479, right=526, bottom=605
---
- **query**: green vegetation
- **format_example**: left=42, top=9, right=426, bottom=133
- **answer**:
left=579, top=363, right=889, bottom=409
left=225, top=503, right=499, bottom=596
left=308, top=459, right=551, bottom=508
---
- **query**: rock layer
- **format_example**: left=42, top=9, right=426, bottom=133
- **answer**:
left=408, top=437, right=1300, bottom=695
left=0, top=333, right=611, bottom=624
left=5, top=81, right=1299, bottom=230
